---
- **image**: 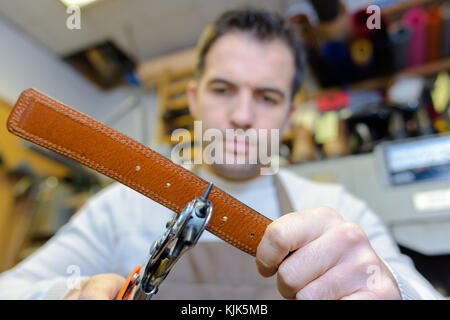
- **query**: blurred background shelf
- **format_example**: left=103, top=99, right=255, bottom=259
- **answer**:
left=297, top=57, right=450, bottom=104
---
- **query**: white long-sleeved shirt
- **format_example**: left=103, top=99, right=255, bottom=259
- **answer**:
left=0, top=168, right=443, bottom=299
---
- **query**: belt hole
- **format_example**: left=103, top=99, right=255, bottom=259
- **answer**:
left=135, top=165, right=141, bottom=171
left=165, top=183, right=171, bottom=188
left=250, top=233, right=255, bottom=238
left=221, top=216, right=228, bottom=222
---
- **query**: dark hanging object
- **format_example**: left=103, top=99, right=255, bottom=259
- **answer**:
left=63, top=40, right=136, bottom=90
left=309, top=0, right=340, bottom=22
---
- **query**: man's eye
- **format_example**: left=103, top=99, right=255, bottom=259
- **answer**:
left=262, top=95, right=278, bottom=105
left=211, top=87, right=229, bottom=94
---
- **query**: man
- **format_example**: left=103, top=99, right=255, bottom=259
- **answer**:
left=0, top=8, right=442, bottom=300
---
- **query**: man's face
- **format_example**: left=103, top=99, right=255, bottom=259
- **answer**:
left=187, top=31, right=296, bottom=179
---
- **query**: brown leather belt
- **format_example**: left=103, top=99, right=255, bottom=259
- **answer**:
left=7, top=88, right=272, bottom=256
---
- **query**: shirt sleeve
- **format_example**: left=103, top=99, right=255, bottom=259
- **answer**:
left=339, top=190, right=444, bottom=300
left=0, top=184, right=122, bottom=300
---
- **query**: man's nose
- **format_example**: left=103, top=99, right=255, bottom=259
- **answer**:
left=229, top=91, right=254, bottom=130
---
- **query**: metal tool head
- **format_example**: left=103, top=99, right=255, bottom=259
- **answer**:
left=133, top=183, right=214, bottom=299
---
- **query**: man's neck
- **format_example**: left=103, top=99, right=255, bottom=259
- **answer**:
left=197, top=164, right=281, bottom=221
left=200, top=164, right=261, bottom=183
left=198, top=164, right=274, bottom=195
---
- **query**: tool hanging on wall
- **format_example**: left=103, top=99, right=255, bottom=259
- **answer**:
left=286, top=13, right=333, bottom=87
left=0, top=166, right=39, bottom=272
left=309, top=0, right=340, bottom=23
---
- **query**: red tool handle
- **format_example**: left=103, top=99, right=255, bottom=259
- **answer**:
left=116, top=265, right=142, bottom=300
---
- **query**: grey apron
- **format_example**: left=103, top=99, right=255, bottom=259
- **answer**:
left=153, top=174, right=294, bottom=300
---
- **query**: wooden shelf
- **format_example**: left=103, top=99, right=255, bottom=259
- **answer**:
left=166, top=95, right=189, bottom=109
left=297, top=57, right=450, bottom=105
left=156, top=68, right=196, bottom=145
left=383, top=0, right=447, bottom=20
left=166, top=77, right=193, bottom=96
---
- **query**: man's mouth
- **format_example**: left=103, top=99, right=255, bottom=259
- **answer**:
left=225, top=139, right=250, bottom=155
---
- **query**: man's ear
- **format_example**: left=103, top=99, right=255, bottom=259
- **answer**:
left=187, top=80, right=199, bottom=119
left=281, top=101, right=296, bottom=138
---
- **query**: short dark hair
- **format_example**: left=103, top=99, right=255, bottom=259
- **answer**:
left=196, top=8, right=304, bottom=100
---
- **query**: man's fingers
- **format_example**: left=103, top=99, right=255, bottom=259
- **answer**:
left=276, top=222, right=369, bottom=298
left=77, top=274, right=126, bottom=300
left=294, top=261, right=364, bottom=300
left=275, top=222, right=363, bottom=298
left=64, top=278, right=89, bottom=300
left=255, top=207, right=343, bottom=278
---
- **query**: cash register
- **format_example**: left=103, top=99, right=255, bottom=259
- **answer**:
left=289, top=133, right=450, bottom=255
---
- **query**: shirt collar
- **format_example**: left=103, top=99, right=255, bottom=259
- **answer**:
left=196, top=166, right=274, bottom=197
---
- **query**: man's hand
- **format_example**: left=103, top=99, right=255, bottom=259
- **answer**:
left=255, top=206, right=402, bottom=300
left=64, top=273, right=125, bottom=300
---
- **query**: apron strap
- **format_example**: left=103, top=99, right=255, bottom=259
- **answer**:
left=274, top=174, right=295, bottom=216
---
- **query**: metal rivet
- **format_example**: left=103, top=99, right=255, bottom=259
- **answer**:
left=135, top=165, right=141, bottom=171
left=250, top=233, right=255, bottom=238
left=165, top=183, right=171, bottom=188
left=221, top=216, right=228, bottom=222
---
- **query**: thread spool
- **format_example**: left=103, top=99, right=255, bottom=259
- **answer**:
left=389, top=23, right=411, bottom=71
left=350, top=37, right=374, bottom=81
left=373, top=30, right=394, bottom=76
left=427, top=5, right=443, bottom=62
left=351, top=7, right=392, bottom=76
left=403, top=7, right=428, bottom=67
left=350, top=7, right=389, bottom=39
left=389, top=111, right=408, bottom=140
left=321, top=41, right=353, bottom=86
left=350, top=37, right=374, bottom=67
left=443, top=3, right=450, bottom=57
left=322, top=120, right=350, bottom=158
left=291, top=126, right=316, bottom=163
